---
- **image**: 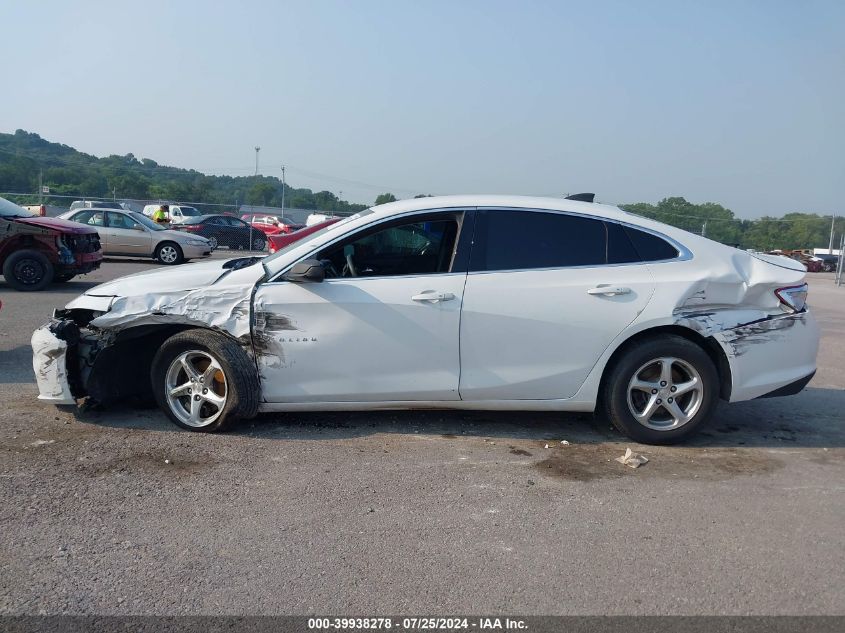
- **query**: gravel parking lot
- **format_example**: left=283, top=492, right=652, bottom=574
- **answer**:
left=0, top=259, right=843, bottom=615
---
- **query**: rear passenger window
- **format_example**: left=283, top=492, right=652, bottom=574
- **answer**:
left=623, top=226, right=680, bottom=261
left=606, top=222, right=641, bottom=264
left=470, top=210, right=606, bottom=271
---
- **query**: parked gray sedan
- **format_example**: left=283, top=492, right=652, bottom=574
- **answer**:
left=58, top=209, right=212, bottom=265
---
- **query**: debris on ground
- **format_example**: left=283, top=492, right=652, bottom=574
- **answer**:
left=560, top=440, right=570, bottom=446
left=544, top=444, right=550, bottom=449
left=615, top=448, right=649, bottom=469
left=31, top=439, right=55, bottom=446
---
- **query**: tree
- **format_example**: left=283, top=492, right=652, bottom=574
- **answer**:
left=246, top=182, right=276, bottom=206
left=375, top=193, right=397, bottom=205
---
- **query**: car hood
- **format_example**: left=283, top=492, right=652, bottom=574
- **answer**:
left=71, top=258, right=262, bottom=306
left=159, top=228, right=206, bottom=242
left=15, top=216, right=100, bottom=234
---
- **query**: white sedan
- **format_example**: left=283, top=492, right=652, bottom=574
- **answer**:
left=31, top=196, right=819, bottom=444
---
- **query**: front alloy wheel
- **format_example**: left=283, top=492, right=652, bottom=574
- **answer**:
left=151, top=329, right=260, bottom=432
left=165, top=351, right=228, bottom=428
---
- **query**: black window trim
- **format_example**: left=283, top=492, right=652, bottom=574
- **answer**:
left=465, top=206, right=692, bottom=275
left=267, top=208, right=476, bottom=283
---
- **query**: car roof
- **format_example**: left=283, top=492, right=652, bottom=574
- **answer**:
left=71, top=207, right=128, bottom=213
left=367, top=195, right=715, bottom=249
left=185, top=214, right=231, bottom=223
left=370, top=195, right=629, bottom=222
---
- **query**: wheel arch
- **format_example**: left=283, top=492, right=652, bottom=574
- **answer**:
left=598, top=325, right=732, bottom=402
left=83, top=324, right=249, bottom=404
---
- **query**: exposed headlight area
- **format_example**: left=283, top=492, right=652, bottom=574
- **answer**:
left=775, top=283, right=809, bottom=313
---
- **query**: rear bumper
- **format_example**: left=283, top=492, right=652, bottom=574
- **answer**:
left=716, top=310, right=820, bottom=402
left=755, top=370, right=815, bottom=399
left=31, top=324, right=75, bottom=405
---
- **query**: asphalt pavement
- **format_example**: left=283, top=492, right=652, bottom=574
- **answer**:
left=0, top=258, right=843, bottom=615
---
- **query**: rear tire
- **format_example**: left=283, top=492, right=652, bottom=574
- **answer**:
left=151, top=329, right=259, bottom=432
left=3, top=249, right=54, bottom=291
left=601, top=335, right=719, bottom=445
left=155, top=242, right=184, bottom=265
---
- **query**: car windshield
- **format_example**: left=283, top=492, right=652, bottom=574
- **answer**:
left=90, top=201, right=123, bottom=209
left=180, top=206, right=201, bottom=216
left=0, top=196, right=36, bottom=218
left=129, top=211, right=166, bottom=231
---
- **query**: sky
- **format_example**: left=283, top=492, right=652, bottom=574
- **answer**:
left=1, top=0, right=843, bottom=217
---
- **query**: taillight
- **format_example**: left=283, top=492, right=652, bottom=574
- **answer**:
left=775, top=283, right=808, bottom=313
left=39, top=205, right=46, bottom=216
left=180, top=225, right=200, bottom=232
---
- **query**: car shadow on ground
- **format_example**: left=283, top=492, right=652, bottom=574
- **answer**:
left=71, top=386, right=845, bottom=449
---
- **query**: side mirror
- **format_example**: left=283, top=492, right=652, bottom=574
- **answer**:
left=285, top=258, right=325, bottom=283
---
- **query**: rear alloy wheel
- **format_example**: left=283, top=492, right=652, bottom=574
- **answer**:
left=3, top=249, right=54, bottom=291
left=252, top=236, right=267, bottom=251
left=208, top=236, right=218, bottom=250
left=151, top=329, right=260, bottom=432
left=155, top=242, right=184, bottom=265
left=602, top=335, right=719, bottom=444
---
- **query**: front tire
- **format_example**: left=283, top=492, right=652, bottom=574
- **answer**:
left=3, top=249, right=54, bottom=291
left=151, top=329, right=260, bottom=432
left=155, top=242, right=184, bottom=265
left=601, top=335, right=719, bottom=444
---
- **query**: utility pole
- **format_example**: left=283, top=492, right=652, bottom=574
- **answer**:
left=254, top=146, right=261, bottom=176
left=280, top=165, right=286, bottom=213
left=829, top=213, right=836, bottom=253
left=38, top=168, right=43, bottom=205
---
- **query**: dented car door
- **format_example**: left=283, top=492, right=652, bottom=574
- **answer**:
left=253, top=211, right=470, bottom=402
left=459, top=209, right=657, bottom=400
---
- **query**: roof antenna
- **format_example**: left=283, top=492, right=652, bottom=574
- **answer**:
left=565, top=193, right=595, bottom=203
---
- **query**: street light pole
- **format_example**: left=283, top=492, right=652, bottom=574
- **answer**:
left=254, top=146, right=261, bottom=176
left=829, top=213, right=836, bottom=253
left=280, top=165, right=286, bottom=213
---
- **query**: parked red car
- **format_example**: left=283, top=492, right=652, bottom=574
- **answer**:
left=1, top=196, right=102, bottom=291
left=267, top=217, right=342, bottom=253
left=240, top=213, right=305, bottom=236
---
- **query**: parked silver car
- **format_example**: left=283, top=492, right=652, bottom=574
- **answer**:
left=58, top=208, right=212, bottom=264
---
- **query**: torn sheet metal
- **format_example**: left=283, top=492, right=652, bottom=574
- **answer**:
left=88, top=287, right=252, bottom=337
left=31, top=326, right=75, bottom=405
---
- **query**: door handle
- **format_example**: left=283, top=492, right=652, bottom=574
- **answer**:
left=587, top=286, right=632, bottom=296
left=412, top=291, right=456, bottom=302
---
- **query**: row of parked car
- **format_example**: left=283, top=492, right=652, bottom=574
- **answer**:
left=0, top=196, right=338, bottom=291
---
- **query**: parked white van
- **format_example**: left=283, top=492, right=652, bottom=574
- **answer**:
left=141, top=204, right=203, bottom=224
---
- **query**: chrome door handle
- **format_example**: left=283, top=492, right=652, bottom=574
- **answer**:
left=412, top=291, right=455, bottom=302
left=587, top=286, right=632, bottom=296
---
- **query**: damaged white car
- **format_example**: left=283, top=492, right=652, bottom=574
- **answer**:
left=32, top=195, right=819, bottom=444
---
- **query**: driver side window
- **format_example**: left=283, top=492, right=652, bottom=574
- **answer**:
left=317, top=216, right=460, bottom=278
